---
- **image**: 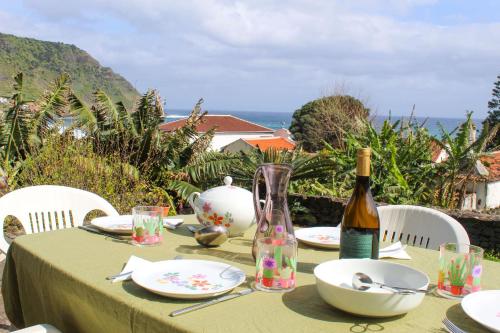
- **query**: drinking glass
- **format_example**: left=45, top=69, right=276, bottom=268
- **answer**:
left=255, top=235, right=297, bottom=292
left=132, top=206, right=169, bottom=246
left=437, top=243, right=484, bottom=299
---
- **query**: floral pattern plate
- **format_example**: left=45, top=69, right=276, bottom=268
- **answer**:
left=91, top=215, right=184, bottom=234
left=461, top=290, right=500, bottom=333
left=90, top=215, right=135, bottom=235
left=295, top=227, right=341, bottom=249
left=131, top=259, right=246, bottom=299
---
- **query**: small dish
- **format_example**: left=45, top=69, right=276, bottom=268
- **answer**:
left=132, top=259, right=246, bottom=299
left=91, top=215, right=134, bottom=234
left=295, top=227, right=340, bottom=249
left=91, top=215, right=185, bottom=234
left=314, top=259, right=429, bottom=317
left=461, top=290, right=500, bottom=332
left=163, top=218, right=184, bottom=229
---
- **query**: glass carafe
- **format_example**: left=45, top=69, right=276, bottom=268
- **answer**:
left=252, top=163, right=295, bottom=259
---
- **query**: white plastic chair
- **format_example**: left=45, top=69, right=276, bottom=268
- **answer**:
left=0, top=185, right=119, bottom=253
left=378, top=205, right=470, bottom=250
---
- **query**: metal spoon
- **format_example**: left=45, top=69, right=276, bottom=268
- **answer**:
left=192, top=225, right=229, bottom=247
left=352, top=272, right=426, bottom=295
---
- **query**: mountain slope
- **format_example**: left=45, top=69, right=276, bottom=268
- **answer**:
left=0, top=32, right=139, bottom=107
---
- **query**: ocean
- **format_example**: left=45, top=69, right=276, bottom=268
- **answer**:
left=165, top=109, right=484, bottom=137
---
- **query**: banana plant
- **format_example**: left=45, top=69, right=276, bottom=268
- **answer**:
left=321, top=116, right=436, bottom=205
left=1, top=73, right=34, bottom=166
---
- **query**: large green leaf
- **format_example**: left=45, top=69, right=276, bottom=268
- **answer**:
left=1, top=73, right=31, bottom=165
left=32, top=73, right=70, bottom=143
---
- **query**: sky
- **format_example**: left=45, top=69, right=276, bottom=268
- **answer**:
left=0, top=0, right=499, bottom=118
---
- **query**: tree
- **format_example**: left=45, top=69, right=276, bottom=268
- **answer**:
left=0, top=72, right=69, bottom=167
left=289, top=95, right=369, bottom=152
left=483, top=75, right=500, bottom=151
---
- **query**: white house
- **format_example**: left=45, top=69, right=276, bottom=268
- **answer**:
left=474, top=151, right=500, bottom=210
left=160, top=114, right=284, bottom=151
left=431, top=139, right=500, bottom=210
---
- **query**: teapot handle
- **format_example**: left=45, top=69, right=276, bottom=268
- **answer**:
left=187, top=192, right=200, bottom=209
left=252, top=166, right=263, bottom=222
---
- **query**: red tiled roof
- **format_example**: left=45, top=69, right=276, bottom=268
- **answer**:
left=430, top=139, right=443, bottom=162
left=159, top=115, right=273, bottom=133
left=480, top=151, right=500, bottom=181
left=243, top=137, right=296, bottom=151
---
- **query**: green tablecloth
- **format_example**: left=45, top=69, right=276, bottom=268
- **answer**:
left=2, top=215, right=499, bottom=333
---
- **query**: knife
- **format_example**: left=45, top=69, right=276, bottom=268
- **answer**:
left=78, top=225, right=126, bottom=241
left=169, top=289, right=254, bottom=317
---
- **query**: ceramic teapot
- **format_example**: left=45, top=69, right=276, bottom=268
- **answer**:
left=188, top=176, right=255, bottom=237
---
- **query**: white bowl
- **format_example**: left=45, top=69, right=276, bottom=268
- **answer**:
left=314, top=259, right=429, bottom=317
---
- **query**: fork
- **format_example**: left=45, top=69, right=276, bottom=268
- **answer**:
left=442, top=318, right=468, bottom=333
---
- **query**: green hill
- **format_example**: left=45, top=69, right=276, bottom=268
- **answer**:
left=0, top=32, right=139, bottom=107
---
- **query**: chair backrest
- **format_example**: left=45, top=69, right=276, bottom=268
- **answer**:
left=378, top=205, right=470, bottom=250
left=0, top=185, right=119, bottom=253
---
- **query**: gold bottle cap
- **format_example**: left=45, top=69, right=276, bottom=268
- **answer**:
left=356, top=148, right=371, bottom=176
left=357, top=148, right=371, bottom=157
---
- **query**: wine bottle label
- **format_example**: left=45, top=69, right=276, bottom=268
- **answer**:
left=340, top=230, right=373, bottom=259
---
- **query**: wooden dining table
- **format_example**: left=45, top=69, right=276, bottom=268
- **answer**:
left=2, top=215, right=499, bottom=333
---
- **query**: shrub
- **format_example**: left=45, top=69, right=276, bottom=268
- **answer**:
left=289, top=95, right=369, bottom=152
left=15, top=134, right=174, bottom=214
left=303, top=117, right=438, bottom=205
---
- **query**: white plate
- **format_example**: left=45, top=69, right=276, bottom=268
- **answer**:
left=91, top=216, right=184, bottom=234
left=91, top=215, right=134, bottom=234
left=295, top=227, right=341, bottom=249
left=132, top=259, right=246, bottom=299
left=462, top=290, right=500, bottom=332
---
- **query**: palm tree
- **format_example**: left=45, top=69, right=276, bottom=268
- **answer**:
left=68, top=89, right=167, bottom=173
left=1, top=73, right=32, bottom=166
left=231, top=146, right=334, bottom=185
left=167, top=145, right=334, bottom=201
left=0, top=72, right=70, bottom=167
left=68, top=90, right=235, bottom=202
left=31, top=73, right=70, bottom=145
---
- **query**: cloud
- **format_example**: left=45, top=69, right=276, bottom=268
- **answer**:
left=0, top=0, right=499, bottom=117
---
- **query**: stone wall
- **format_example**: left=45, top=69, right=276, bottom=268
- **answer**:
left=288, top=194, right=500, bottom=252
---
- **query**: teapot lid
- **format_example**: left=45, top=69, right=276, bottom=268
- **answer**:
left=198, top=176, right=252, bottom=201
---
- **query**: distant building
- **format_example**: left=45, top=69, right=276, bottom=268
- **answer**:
left=159, top=114, right=287, bottom=151
left=474, top=151, right=500, bottom=210
left=222, top=136, right=296, bottom=153
left=430, top=139, right=499, bottom=210
left=430, top=140, right=448, bottom=163
left=455, top=151, right=500, bottom=211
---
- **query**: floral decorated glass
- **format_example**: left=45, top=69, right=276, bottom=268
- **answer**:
left=437, top=243, right=484, bottom=299
left=255, top=230, right=297, bottom=292
left=132, top=206, right=169, bottom=246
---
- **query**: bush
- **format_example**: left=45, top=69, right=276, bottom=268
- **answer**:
left=15, top=134, right=174, bottom=214
left=296, top=117, right=438, bottom=205
left=289, top=95, right=369, bottom=152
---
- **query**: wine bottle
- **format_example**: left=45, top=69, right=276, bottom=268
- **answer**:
left=339, top=148, right=380, bottom=259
